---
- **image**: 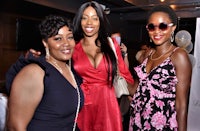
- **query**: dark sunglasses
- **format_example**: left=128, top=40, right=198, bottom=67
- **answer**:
left=146, top=23, right=174, bottom=32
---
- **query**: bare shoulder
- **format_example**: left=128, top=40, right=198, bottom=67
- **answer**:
left=171, top=47, right=188, bottom=59
left=171, top=47, right=191, bottom=68
left=172, top=47, right=188, bottom=56
left=11, top=63, right=45, bottom=92
left=17, top=63, right=44, bottom=82
left=18, top=63, right=44, bottom=77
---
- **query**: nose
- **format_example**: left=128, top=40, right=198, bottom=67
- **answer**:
left=63, top=38, right=69, bottom=46
left=154, top=26, right=161, bottom=33
left=86, top=18, right=92, bottom=24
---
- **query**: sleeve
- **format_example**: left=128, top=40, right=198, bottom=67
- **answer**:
left=5, top=54, right=35, bottom=95
left=112, top=38, right=134, bottom=84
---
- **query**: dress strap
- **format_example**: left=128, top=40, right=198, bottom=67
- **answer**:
left=169, top=47, right=179, bottom=57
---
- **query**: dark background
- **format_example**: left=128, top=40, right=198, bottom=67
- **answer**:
left=0, top=0, right=198, bottom=84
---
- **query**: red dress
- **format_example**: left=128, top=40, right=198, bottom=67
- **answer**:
left=72, top=40, right=134, bottom=131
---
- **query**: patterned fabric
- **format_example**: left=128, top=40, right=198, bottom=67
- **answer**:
left=129, top=49, right=178, bottom=131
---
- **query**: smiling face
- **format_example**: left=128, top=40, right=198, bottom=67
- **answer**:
left=43, top=26, right=75, bottom=62
left=147, top=12, right=176, bottom=46
left=81, top=6, right=100, bottom=38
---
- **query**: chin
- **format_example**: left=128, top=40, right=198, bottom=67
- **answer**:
left=153, top=41, right=163, bottom=46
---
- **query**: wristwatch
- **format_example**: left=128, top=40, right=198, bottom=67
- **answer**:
left=124, top=52, right=128, bottom=57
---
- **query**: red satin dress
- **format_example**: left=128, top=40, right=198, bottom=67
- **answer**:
left=72, top=40, right=134, bottom=131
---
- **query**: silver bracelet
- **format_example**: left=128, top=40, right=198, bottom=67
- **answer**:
left=124, top=52, right=128, bottom=57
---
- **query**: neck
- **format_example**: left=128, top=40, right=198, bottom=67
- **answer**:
left=151, top=44, right=173, bottom=61
left=82, top=35, right=98, bottom=45
left=82, top=39, right=101, bottom=48
left=47, top=58, right=67, bottom=74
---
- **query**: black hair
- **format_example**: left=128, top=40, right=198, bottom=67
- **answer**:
left=39, top=15, right=73, bottom=41
left=73, top=1, right=117, bottom=85
left=147, top=5, right=178, bottom=26
left=73, top=1, right=112, bottom=41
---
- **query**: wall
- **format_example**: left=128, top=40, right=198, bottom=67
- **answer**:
left=0, top=1, right=197, bottom=91
left=0, top=1, right=74, bottom=91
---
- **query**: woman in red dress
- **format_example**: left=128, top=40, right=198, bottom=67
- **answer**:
left=72, top=1, right=134, bottom=131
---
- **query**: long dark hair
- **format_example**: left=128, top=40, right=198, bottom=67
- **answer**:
left=73, top=1, right=117, bottom=85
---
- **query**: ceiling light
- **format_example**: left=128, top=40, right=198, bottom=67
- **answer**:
left=100, top=4, right=110, bottom=14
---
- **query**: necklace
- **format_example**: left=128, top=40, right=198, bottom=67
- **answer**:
left=66, top=65, right=81, bottom=131
left=49, top=60, right=80, bottom=130
left=150, top=44, right=173, bottom=61
left=48, top=60, right=64, bottom=74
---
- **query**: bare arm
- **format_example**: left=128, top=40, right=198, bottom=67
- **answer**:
left=120, top=43, right=129, bottom=68
left=127, top=78, right=139, bottom=96
left=7, top=64, right=44, bottom=131
left=123, top=54, right=129, bottom=68
left=172, top=48, right=192, bottom=131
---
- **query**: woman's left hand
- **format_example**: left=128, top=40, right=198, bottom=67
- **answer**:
left=120, top=43, right=127, bottom=53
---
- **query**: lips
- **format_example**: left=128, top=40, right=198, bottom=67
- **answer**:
left=153, top=35, right=163, bottom=41
left=61, top=49, right=71, bottom=54
left=85, top=27, right=94, bottom=33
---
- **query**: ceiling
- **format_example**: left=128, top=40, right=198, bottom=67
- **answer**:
left=24, top=0, right=200, bottom=20
left=1, top=0, right=198, bottom=50
left=24, top=0, right=136, bottom=14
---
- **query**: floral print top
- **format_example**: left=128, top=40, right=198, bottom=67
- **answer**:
left=129, top=48, right=178, bottom=131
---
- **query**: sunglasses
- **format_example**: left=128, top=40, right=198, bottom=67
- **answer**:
left=146, top=23, right=174, bottom=32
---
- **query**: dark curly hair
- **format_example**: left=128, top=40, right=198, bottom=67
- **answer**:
left=147, top=5, right=178, bottom=26
left=39, top=15, right=73, bottom=41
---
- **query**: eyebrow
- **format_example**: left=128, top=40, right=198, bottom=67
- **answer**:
left=82, top=14, right=98, bottom=17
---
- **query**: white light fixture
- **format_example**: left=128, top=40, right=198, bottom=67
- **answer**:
left=100, top=4, right=110, bottom=14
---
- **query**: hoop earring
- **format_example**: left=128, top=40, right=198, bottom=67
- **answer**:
left=45, top=48, right=50, bottom=60
left=171, top=31, right=174, bottom=42
left=150, top=39, right=152, bottom=43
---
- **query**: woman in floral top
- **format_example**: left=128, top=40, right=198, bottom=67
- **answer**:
left=129, top=5, right=192, bottom=131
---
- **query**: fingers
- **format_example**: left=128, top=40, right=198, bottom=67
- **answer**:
left=29, top=48, right=41, bottom=57
left=120, top=43, right=127, bottom=52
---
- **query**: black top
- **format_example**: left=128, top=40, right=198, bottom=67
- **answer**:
left=6, top=55, right=84, bottom=131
